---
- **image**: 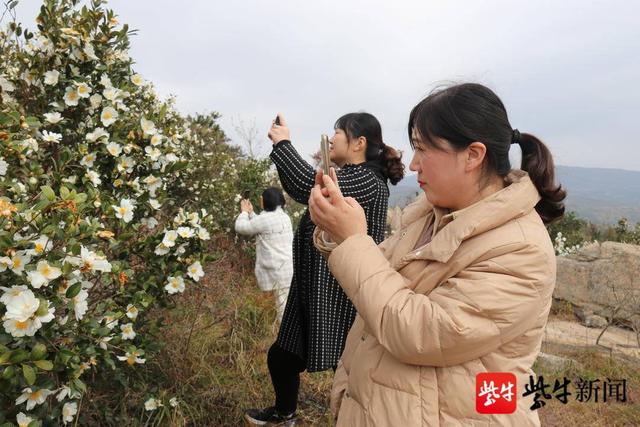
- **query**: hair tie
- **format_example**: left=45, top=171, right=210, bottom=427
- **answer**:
left=511, top=129, right=521, bottom=145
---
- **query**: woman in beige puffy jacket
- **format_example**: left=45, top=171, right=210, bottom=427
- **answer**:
left=308, top=83, right=566, bottom=426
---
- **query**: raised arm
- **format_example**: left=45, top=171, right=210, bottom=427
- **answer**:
left=234, top=212, right=271, bottom=236
left=270, top=140, right=316, bottom=204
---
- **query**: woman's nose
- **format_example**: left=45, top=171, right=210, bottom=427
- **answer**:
left=409, top=154, right=419, bottom=172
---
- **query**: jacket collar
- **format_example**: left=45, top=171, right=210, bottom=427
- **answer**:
left=405, top=170, right=541, bottom=263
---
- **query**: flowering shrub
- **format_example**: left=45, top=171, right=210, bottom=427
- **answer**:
left=0, top=0, right=213, bottom=424
left=179, top=113, right=307, bottom=232
left=553, top=232, right=583, bottom=256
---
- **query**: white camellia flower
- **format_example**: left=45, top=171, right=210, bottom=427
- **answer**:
left=26, top=260, right=62, bottom=288
left=29, top=235, right=52, bottom=256
left=62, top=401, right=78, bottom=424
left=56, top=385, right=80, bottom=402
left=142, top=175, right=161, bottom=195
left=164, top=276, right=185, bottom=294
left=89, top=93, right=102, bottom=109
left=117, top=156, right=135, bottom=173
left=65, top=245, right=112, bottom=273
left=130, top=73, right=143, bottom=86
left=44, top=112, right=63, bottom=124
left=85, top=170, right=102, bottom=186
left=2, top=287, right=38, bottom=321
left=141, top=217, right=159, bottom=229
left=150, top=134, right=162, bottom=146
left=100, top=73, right=112, bottom=88
left=154, top=243, right=170, bottom=256
left=162, top=230, right=178, bottom=247
left=145, top=146, right=162, bottom=161
left=126, top=304, right=138, bottom=320
left=140, top=117, right=156, bottom=135
left=187, top=261, right=204, bottom=282
left=76, top=82, right=92, bottom=98
left=149, top=199, right=161, bottom=210
left=15, top=388, right=53, bottom=411
left=106, top=141, right=122, bottom=157
left=73, top=289, right=88, bottom=321
left=84, top=44, right=98, bottom=60
left=117, top=349, right=145, bottom=365
left=197, top=227, right=211, bottom=241
left=102, top=314, right=118, bottom=330
left=98, top=336, right=112, bottom=350
left=63, top=86, right=80, bottom=106
left=80, top=152, right=96, bottom=167
left=3, top=317, right=39, bottom=337
left=44, top=70, right=60, bottom=85
left=0, top=157, right=7, bottom=176
left=112, top=198, right=135, bottom=223
left=144, top=398, right=162, bottom=411
left=120, top=322, right=136, bottom=340
left=86, top=127, right=109, bottom=142
left=102, top=86, right=120, bottom=101
left=42, top=130, right=62, bottom=143
left=100, top=106, right=118, bottom=127
left=16, top=412, right=33, bottom=427
left=10, top=251, right=32, bottom=275
left=177, top=227, right=194, bottom=239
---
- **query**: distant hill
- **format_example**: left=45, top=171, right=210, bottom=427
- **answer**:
left=389, top=166, right=640, bottom=224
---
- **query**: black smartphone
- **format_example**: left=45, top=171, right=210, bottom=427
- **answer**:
left=274, top=115, right=281, bottom=126
left=242, top=190, right=250, bottom=200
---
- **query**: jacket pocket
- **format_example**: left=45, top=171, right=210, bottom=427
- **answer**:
left=370, top=350, right=420, bottom=396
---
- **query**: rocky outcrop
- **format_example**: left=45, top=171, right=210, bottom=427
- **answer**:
left=554, top=241, right=640, bottom=328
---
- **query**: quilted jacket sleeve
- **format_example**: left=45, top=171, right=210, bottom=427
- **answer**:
left=327, top=234, right=554, bottom=367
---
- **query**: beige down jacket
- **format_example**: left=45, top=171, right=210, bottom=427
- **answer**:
left=314, top=170, right=556, bottom=426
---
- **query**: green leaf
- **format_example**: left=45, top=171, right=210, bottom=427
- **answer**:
left=9, top=349, right=30, bottom=363
left=30, top=343, right=48, bottom=360
left=66, top=282, right=82, bottom=299
left=71, top=377, right=87, bottom=393
left=22, top=364, right=36, bottom=385
left=60, top=185, right=70, bottom=199
left=33, top=360, right=53, bottom=371
left=2, top=365, right=15, bottom=379
left=40, top=185, right=55, bottom=201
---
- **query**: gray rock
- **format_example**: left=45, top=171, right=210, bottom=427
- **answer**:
left=536, top=352, right=580, bottom=372
left=554, top=242, right=640, bottom=324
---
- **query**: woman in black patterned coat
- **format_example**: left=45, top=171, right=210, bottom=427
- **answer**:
left=244, top=112, right=405, bottom=425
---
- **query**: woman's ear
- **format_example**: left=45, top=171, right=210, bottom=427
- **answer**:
left=465, top=142, right=487, bottom=172
left=352, top=136, right=367, bottom=152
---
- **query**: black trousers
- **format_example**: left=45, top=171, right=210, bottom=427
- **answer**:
left=267, top=342, right=306, bottom=414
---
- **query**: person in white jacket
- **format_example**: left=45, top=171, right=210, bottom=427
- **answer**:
left=235, top=187, right=294, bottom=322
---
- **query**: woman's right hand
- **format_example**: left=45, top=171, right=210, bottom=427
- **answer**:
left=267, top=113, right=290, bottom=145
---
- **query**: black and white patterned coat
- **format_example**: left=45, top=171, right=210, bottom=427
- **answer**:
left=270, top=140, right=390, bottom=372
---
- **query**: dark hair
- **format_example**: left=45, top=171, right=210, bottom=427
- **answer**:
left=261, top=187, right=286, bottom=212
left=408, top=83, right=566, bottom=224
left=334, top=112, right=405, bottom=185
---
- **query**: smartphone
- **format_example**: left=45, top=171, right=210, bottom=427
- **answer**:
left=320, top=134, right=331, bottom=176
left=274, top=115, right=281, bottom=126
left=242, top=190, right=250, bottom=200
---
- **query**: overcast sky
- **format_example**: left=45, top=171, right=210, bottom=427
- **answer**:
left=15, top=0, right=640, bottom=173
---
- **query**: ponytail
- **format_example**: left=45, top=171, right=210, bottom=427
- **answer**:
left=381, top=144, right=405, bottom=185
left=518, top=133, right=566, bottom=224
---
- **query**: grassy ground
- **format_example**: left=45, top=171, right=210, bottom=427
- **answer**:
left=84, top=233, right=640, bottom=426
